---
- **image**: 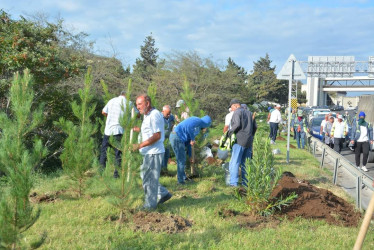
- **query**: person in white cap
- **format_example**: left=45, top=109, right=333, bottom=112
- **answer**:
left=268, top=104, right=282, bottom=144
left=331, top=114, right=348, bottom=154
left=175, top=99, right=189, bottom=124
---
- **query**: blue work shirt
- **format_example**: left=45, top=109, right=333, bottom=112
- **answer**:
left=174, top=116, right=211, bottom=143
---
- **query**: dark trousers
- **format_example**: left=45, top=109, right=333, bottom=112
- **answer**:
left=333, top=138, right=344, bottom=154
left=269, top=122, right=279, bottom=141
left=355, top=141, right=370, bottom=167
left=99, top=134, right=123, bottom=168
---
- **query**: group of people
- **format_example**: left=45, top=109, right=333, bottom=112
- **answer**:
left=99, top=92, right=212, bottom=210
left=315, top=111, right=373, bottom=172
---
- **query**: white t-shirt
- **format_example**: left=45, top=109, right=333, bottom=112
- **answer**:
left=321, top=120, right=327, bottom=133
left=139, top=109, right=165, bottom=155
left=357, top=126, right=369, bottom=142
left=103, top=96, right=130, bottom=136
left=269, top=109, right=282, bottom=123
left=225, top=111, right=234, bottom=129
left=333, top=121, right=347, bottom=138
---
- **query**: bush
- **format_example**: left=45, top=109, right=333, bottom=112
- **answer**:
left=235, top=133, right=296, bottom=216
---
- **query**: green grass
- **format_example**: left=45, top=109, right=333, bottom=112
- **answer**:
left=20, top=117, right=374, bottom=249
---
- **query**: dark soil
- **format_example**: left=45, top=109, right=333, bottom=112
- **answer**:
left=276, top=136, right=286, bottom=141
left=29, top=190, right=65, bottom=203
left=131, top=211, right=192, bottom=234
left=272, top=175, right=361, bottom=227
left=289, top=144, right=296, bottom=149
left=217, top=208, right=280, bottom=229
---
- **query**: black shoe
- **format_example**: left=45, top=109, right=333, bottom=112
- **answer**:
left=113, top=170, right=119, bottom=179
left=158, top=193, right=172, bottom=204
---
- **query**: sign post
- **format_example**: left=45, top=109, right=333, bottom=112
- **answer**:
left=277, top=54, right=305, bottom=163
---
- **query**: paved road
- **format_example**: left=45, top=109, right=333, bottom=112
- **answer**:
left=340, top=147, right=374, bottom=179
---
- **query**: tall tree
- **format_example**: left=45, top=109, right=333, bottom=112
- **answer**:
left=0, top=70, right=47, bottom=249
left=133, top=34, right=159, bottom=81
left=226, top=57, right=247, bottom=83
left=247, top=54, right=288, bottom=104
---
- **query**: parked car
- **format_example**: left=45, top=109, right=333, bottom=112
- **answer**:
left=346, top=106, right=357, bottom=111
left=308, top=109, right=331, bottom=121
left=330, top=105, right=344, bottom=111
left=308, top=116, right=324, bottom=140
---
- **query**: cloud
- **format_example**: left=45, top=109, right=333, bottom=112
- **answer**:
left=3, top=0, right=374, bottom=72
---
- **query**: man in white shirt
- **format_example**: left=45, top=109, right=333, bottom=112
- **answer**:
left=133, top=95, right=172, bottom=210
left=100, top=91, right=133, bottom=177
left=331, top=115, right=348, bottom=154
left=268, top=104, right=282, bottom=144
left=320, top=115, right=329, bottom=142
left=223, top=108, right=233, bottom=133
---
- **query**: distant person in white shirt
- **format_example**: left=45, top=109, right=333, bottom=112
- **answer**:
left=350, top=111, right=373, bottom=172
left=268, top=104, right=282, bottom=144
left=320, top=115, right=329, bottom=142
left=223, top=108, right=233, bottom=133
left=100, top=91, right=134, bottom=177
left=331, top=114, right=348, bottom=154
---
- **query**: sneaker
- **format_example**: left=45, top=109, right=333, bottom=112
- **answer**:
left=158, top=193, right=172, bottom=204
left=361, top=166, right=369, bottom=172
left=270, top=140, right=274, bottom=145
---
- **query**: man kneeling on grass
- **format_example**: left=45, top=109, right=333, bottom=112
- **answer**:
left=132, top=95, right=172, bottom=210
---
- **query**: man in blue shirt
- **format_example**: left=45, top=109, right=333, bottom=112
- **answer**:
left=170, top=115, right=212, bottom=184
left=161, top=105, right=175, bottom=175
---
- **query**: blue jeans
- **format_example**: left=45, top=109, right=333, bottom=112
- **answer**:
left=229, top=144, right=252, bottom=186
left=295, top=131, right=305, bottom=149
left=161, top=143, right=170, bottom=170
left=140, top=153, right=169, bottom=209
left=269, top=122, right=278, bottom=141
left=170, top=133, right=187, bottom=183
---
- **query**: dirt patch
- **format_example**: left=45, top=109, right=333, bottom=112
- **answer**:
left=289, top=144, right=296, bottom=149
left=29, top=190, right=65, bottom=203
left=131, top=211, right=192, bottom=234
left=217, top=208, right=280, bottom=229
left=276, top=136, right=286, bottom=141
left=272, top=175, right=361, bottom=227
left=205, top=157, right=217, bottom=165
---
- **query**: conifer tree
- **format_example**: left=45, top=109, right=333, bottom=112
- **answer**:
left=102, top=79, right=142, bottom=222
left=147, top=82, right=159, bottom=109
left=0, top=70, right=47, bottom=249
left=55, top=68, right=97, bottom=197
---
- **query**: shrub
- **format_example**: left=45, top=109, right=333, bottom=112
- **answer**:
left=235, top=133, right=296, bottom=216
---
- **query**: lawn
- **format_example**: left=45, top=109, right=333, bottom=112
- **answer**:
left=21, top=117, right=374, bottom=249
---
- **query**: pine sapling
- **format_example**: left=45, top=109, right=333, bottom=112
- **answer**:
left=102, top=79, right=142, bottom=223
left=55, top=68, right=97, bottom=197
left=0, top=70, right=47, bottom=249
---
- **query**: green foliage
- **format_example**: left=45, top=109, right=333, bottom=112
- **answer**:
left=235, top=133, right=296, bottom=216
left=133, top=34, right=159, bottom=81
left=181, top=78, right=200, bottom=117
left=0, top=70, right=47, bottom=249
left=147, top=81, right=159, bottom=109
left=102, top=79, right=142, bottom=222
left=247, top=54, right=288, bottom=104
left=55, top=68, right=97, bottom=197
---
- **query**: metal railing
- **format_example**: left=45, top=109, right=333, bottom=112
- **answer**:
left=307, top=134, right=373, bottom=210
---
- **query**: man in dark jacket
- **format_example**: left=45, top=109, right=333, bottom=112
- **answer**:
left=227, top=99, right=257, bottom=187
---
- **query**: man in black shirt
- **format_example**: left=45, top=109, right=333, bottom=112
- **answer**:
left=227, top=99, right=257, bottom=186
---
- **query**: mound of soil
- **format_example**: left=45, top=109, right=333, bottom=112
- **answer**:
left=289, top=144, right=296, bottom=149
left=276, top=136, right=286, bottom=141
left=132, top=211, right=192, bottom=234
left=272, top=175, right=361, bottom=227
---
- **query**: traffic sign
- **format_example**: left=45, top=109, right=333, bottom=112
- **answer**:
left=277, top=54, right=306, bottom=80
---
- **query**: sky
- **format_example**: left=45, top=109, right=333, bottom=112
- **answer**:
left=2, top=0, right=374, bottom=76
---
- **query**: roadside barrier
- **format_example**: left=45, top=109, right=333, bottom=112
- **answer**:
left=306, top=134, right=373, bottom=210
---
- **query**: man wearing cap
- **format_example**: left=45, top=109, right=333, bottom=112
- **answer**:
left=350, top=111, right=373, bottom=172
left=268, top=104, right=282, bottom=144
left=100, top=91, right=134, bottom=178
left=331, top=114, right=348, bottom=154
left=132, top=95, right=172, bottom=210
left=228, top=99, right=257, bottom=187
left=291, top=110, right=308, bottom=149
left=170, top=115, right=212, bottom=184
left=175, top=99, right=190, bottom=124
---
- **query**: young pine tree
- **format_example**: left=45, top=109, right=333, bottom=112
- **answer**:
left=102, top=79, right=142, bottom=222
left=0, top=70, right=47, bottom=249
left=147, top=82, right=158, bottom=109
left=55, top=68, right=97, bottom=197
